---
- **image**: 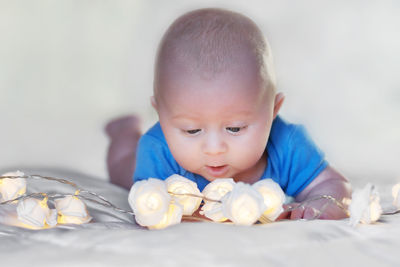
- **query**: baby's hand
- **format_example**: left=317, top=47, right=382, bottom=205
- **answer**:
left=276, top=199, right=347, bottom=220
left=276, top=165, right=351, bottom=221
left=277, top=203, right=319, bottom=220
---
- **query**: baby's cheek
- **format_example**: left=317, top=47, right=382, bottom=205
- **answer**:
left=231, top=136, right=266, bottom=167
left=169, top=139, right=202, bottom=171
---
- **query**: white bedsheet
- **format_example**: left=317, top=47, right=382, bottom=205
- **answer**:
left=1, top=167, right=400, bottom=267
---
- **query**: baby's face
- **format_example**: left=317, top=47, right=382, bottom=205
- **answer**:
left=154, top=66, right=278, bottom=183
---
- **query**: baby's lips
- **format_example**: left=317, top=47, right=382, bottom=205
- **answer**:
left=205, top=165, right=229, bottom=177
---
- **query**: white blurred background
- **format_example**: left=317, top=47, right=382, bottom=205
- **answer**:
left=1, top=0, right=399, bottom=183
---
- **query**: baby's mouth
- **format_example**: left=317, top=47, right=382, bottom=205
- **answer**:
left=205, top=165, right=229, bottom=177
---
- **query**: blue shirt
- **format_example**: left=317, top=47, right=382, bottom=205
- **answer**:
left=133, top=116, right=328, bottom=197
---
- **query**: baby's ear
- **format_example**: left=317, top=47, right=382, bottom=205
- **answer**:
left=151, top=96, right=158, bottom=110
left=273, top=92, right=285, bottom=119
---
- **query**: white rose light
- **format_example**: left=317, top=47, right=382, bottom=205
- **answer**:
left=128, top=178, right=171, bottom=227
left=165, top=174, right=202, bottom=216
left=148, top=200, right=183, bottom=230
left=252, top=179, right=285, bottom=221
left=391, top=183, right=400, bottom=208
left=222, top=182, right=266, bottom=226
left=55, top=195, right=92, bottom=224
left=200, top=178, right=235, bottom=222
left=17, top=197, right=52, bottom=229
left=0, top=171, right=27, bottom=202
left=47, top=209, right=58, bottom=227
left=349, top=183, right=382, bottom=226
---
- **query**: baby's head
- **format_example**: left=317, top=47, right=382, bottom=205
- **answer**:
left=152, top=8, right=284, bottom=183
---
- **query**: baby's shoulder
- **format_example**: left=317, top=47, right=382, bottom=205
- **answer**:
left=140, top=122, right=168, bottom=144
left=269, top=116, right=299, bottom=144
left=268, top=116, right=316, bottom=158
left=269, top=116, right=318, bottom=156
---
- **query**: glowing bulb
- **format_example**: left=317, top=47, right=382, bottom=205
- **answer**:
left=369, top=201, right=382, bottom=223
left=0, top=171, right=26, bottom=202
left=148, top=201, right=183, bottom=230
left=165, top=174, right=202, bottom=216
left=392, top=183, right=400, bottom=208
left=17, top=197, right=51, bottom=229
left=146, top=193, right=161, bottom=210
left=200, top=178, right=235, bottom=222
left=222, top=182, right=266, bottom=226
left=349, top=183, right=382, bottom=226
left=128, top=178, right=171, bottom=227
left=252, top=179, right=285, bottom=221
left=54, top=195, right=92, bottom=224
left=230, top=195, right=260, bottom=225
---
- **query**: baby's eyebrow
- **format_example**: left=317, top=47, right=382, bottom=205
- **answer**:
left=171, top=111, right=254, bottom=123
left=171, top=114, right=200, bottom=120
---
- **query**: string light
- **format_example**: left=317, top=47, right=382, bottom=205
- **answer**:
left=199, top=178, right=235, bottom=222
left=16, top=194, right=55, bottom=229
left=0, top=171, right=27, bottom=202
left=148, top=200, right=183, bottom=230
left=253, top=179, right=285, bottom=221
left=165, top=175, right=202, bottom=216
left=128, top=178, right=171, bottom=227
left=55, top=195, right=92, bottom=224
left=221, top=182, right=266, bottom=226
left=1, top=173, right=400, bottom=230
left=349, top=183, right=382, bottom=226
left=392, top=183, right=400, bottom=208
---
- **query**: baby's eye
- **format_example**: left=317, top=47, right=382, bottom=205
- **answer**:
left=185, top=129, right=201, bottom=135
left=226, top=126, right=246, bottom=133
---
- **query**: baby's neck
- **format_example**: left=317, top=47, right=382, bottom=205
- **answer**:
left=232, top=150, right=267, bottom=184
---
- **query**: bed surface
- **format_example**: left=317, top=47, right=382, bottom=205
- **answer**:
left=1, top=167, right=399, bottom=267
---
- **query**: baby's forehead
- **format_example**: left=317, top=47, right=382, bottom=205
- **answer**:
left=157, top=71, right=273, bottom=123
left=157, top=66, right=272, bottom=109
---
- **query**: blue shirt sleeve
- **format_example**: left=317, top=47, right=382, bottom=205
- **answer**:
left=265, top=117, right=328, bottom=197
left=282, top=124, right=328, bottom=196
left=133, top=125, right=180, bottom=183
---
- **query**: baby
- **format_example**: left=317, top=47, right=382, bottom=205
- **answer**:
left=106, top=8, right=351, bottom=220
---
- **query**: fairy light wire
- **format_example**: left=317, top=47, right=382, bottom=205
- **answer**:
left=0, top=175, right=135, bottom=216
left=1, top=174, right=399, bottom=225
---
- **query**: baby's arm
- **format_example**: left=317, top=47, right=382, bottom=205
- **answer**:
left=278, top=166, right=351, bottom=220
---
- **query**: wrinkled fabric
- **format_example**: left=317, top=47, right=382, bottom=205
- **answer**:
left=1, top=167, right=400, bottom=266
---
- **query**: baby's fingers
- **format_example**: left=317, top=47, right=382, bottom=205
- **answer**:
left=277, top=203, right=323, bottom=220
left=291, top=206, right=320, bottom=220
left=276, top=203, right=297, bottom=220
left=290, top=205, right=305, bottom=220
left=302, top=207, right=319, bottom=220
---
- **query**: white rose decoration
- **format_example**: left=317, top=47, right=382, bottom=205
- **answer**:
left=222, top=182, right=266, bottom=226
left=47, top=209, right=58, bottom=227
left=392, top=183, right=400, bottom=208
left=252, top=179, right=285, bottom=221
left=128, top=178, right=171, bottom=226
left=17, top=197, right=50, bottom=229
left=148, top=200, right=183, bottom=230
left=55, top=195, right=92, bottom=224
left=0, top=171, right=27, bottom=202
left=200, top=178, right=235, bottom=222
left=349, top=183, right=382, bottom=226
left=165, top=174, right=202, bottom=216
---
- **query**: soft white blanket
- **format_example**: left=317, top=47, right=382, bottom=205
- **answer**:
left=1, top=167, right=400, bottom=266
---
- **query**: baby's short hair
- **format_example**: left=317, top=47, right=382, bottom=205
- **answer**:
left=154, top=8, right=276, bottom=93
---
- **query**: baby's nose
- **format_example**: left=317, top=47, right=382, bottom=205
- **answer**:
left=202, top=133, right=228, bottom=155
